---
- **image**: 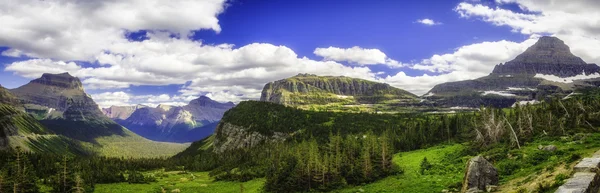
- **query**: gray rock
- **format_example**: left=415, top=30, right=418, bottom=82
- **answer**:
left=573, top=158, right=600, bottom=173
left=555, top=172, right=599, bottom=193
left=538, top=145, right=557, bottom=152
left=462, top=156, right=499, bottom=193
left=213, top=122, right=288, bottom=153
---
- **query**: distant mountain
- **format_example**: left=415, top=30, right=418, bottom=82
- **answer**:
left=102, top=105, right=148, bottom=120
left=4, top=73, right=188, bottom=157
left=426, top=36, right=600, bottom=108
left=260, top=74, right=420, bottom=112
left=117, top=96, right=235, bottom=143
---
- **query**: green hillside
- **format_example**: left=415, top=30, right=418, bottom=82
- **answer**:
left=0, top=103, right=91, bottom=155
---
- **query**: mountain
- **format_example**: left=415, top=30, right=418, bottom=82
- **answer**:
left=426, top=36, right=600, bottom=108
left=102, top=105, right=147, bottom=120
left=5, top=73, right=188, bottom=157
left=117, top=96, right=235, bottom=143
left=10, top=72, right=106, bottom=120
left=260, top=73, right=420, bottom=112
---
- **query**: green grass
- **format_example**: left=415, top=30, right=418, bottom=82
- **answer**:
left=340, top=133, right=600, bottom=193
left=89, top=132, right=600, bottom=192
left=94, top=171, right=265, bottom=193
left=82, top=129, right=190, bottom=158
left=340, top=143, right=466, bottom=193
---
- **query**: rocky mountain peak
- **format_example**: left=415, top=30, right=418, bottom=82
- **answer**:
left=510, top=36, right=586, bottom=65
left=31, top=72, right=83, bottom=90
left=188, top=96, right=234, bottom=109
left=491, top=36, right=600, bottom=77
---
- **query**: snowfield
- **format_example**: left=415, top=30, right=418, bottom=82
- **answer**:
left=534, top=72, right=600, bottom=83
left=482, top=91, right=517, bottom=97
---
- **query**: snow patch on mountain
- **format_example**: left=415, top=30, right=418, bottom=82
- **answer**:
left=482, top=91, right=516, bottom=97
left=534, top=72, right=600, bottom=83
left=507, top=87, right=536, bottom=91
left=512, top=100, right=539, bottom=107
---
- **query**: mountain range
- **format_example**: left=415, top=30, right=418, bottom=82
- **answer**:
left=106, top=96, right=235, bottom=143
left=2, top=36, right=600, bottom=158
left=0, top=73, right=188, bottom=157
left=183, top=36, right=600, bottom=154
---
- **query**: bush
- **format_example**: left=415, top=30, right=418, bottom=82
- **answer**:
left=420, top=157, right=432, bottom=175
left=497, top=161, right=522, bottom=176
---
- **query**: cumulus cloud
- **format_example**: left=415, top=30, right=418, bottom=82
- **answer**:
left=411, top=38, right=537, bottom=73
left=380, top=0, right=600, bottom=96
left=416, top=18, right=442, bottom=26
left=91, top=92, right=197, bottom=108
left=455, top=1, right=600, bottom=64
left=0, top=0, right=227, bottom=61
left=5, top=0, right=600, bottom=101
left=313, top=46, right=407, bottom=68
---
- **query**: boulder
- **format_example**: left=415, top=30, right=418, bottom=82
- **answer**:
left=462, top=156, right=499, bottom=193
left=537, top=145, right=557, bottom=152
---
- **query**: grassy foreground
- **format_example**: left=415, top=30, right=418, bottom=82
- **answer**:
left=95, top=171, right=264, bottom=193
left=88, top=133, right=600, bottom=192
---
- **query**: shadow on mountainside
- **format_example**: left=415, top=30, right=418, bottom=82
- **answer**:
left=40, top=119, right=127, bottom=145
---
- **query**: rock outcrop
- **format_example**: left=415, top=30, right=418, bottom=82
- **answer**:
left=213, top=122, right=288, bottom=153
left=426, top=36, right=600, bottom=108
left=462, top=156, right=499, bottom=193
left=556, top=150, right=600, bottom=193
left=261, top=74, right=416, bottom=105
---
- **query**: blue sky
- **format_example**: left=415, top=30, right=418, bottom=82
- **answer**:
left=0, top=0, right=598, bottom=107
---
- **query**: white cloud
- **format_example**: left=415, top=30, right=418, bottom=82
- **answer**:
left=0, top=0, right=227, bottom=61
left=91, top=92, right=198, bottom=108
left=411, top=37, right=537, bottom=73
left=5, top=59, right=82, bottom=78
left=455, top=1, right=600, bottom=64
left=416, top=18, right=442, bottom=26
left=313, top=46, right=407, bottom=68
left=5, top=0, right=600, bottom=102
left=381, top=0, right=600, bottom=96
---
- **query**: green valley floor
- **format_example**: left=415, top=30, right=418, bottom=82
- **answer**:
left=60, top=133, right=600, bottom=193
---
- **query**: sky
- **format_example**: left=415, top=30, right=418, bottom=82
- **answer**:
left=1, top=0, right=599, bottom=108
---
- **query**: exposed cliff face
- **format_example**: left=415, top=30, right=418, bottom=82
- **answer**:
left=11, top=72, right=105, bottom=121
left=213, top=122, right=288, bottom=153
left=119, top=96, right=235, bottom=143
left=426, top=36, right=600, bottom=108
left=260, top=74, right=417, bottom=105
left=491, top=36, right=600, bottom=77
left=102, top=105, right=147, bottom=120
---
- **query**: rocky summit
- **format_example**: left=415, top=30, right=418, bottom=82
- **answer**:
left=425, top=36, right=600, bottom=108
left=492, top=36, right=599, bottom=77
left=10, top=72, right=106, bottom=121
